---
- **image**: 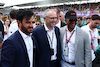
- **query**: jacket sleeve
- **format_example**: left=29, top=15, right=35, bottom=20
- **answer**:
left=84, top=33, right=92, bottom=67
left=1, top=40, right=16, bottom=67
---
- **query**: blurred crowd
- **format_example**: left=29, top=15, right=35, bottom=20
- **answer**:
left=0, top=6, right=100, bottom=67
left=32, top=2, right=100, bottom=12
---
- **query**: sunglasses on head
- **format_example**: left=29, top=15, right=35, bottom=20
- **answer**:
left=69, top=19, right=77, bottom=22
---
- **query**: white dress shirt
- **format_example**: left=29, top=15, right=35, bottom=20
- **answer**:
left=44, top=23, right=57, bottom=61
left=8, top=20, right=18, bottom=37
left=56, top=20, right=61, bottom=28
left=81, top=24, right=98, bottom=61
left=19, top=29, right=33, bottom=67
left=62, top=26, right=76, bottom=63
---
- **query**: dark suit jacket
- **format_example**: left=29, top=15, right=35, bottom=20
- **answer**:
left=92, top=55, right=100, bottom=67
left=0, top=21, right=4, bottom=38
left=32, top=25, right=61, bottom=67
left=0, top=31, right=38, bottom=67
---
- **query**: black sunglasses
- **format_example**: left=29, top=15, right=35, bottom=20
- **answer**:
left=59, top=16, right=61, bottom=17
left=69, top=19, right=77, bottom=22
left=36, top=24, right=40, bottom=25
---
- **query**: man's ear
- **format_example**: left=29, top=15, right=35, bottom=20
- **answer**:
left=17, top=20, right=21, bottom=26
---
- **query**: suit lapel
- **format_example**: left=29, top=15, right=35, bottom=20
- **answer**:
left=55, top=27, right=58, bottom=40
left=31, top=36, right=36, bottom=67
left=60, top=26, right=66, bottom=45
left=40, top=25, right=50, bottom=49
left=17, top=31, right=30, bottom=66
left=75, top=27, right=81, bottom=53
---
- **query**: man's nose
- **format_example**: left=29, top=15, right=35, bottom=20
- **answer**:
left=30, top=22, right=33, bottom=27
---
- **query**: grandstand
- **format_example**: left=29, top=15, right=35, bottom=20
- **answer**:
left=0, top=0, right=100, bottom=17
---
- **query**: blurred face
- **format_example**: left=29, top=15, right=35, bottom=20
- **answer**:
left=52, top=8, right=60, bottom=23
left=83, top=17, right=86, bottom=20
left=44, top=11, right=57, bottom=30
left=66, top=18, right=77, bottom=31
left=35, top=21, right=41, bottom=27
left=92, top=20, right=100, bottom=28
left=18, top=16, right=34, bottom=35
left=59, top=13, right=64, bottom=22
left=5, top=19, right=10, bottom=26
left=86, top=19, right=91, bottom=24
left=77, top=18, right=82, bottom=24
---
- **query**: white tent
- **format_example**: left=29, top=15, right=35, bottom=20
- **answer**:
left=0, top=0, right=45, bottom=7
left=1, top=0, right=100, bottom=9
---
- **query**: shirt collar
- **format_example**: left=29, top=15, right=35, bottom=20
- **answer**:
left=0, top=20, right=4, bottom=24
left=55, top=20, right=61, bottom=28
left=44, top=23, right=55, bottom=32
left=87, top=24, right=97, bottom=32
left=11, top=20, right=17, bottom=24
left=66, top=25, right=77, bottom=32
left=18, top=29, right=31, bottom=39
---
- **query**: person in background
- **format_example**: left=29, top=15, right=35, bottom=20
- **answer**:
left=2, top=16, right=10, bottom=41
left=0, top=11, right=4, bottom=38
left=35, top=20, right=42, bottom=27
left=0, top=32, right=3, bottom=61
left=59, top=11, right=66, bottom=27
left=86, top=17, right=91, bottom=25
left=1, top=10, right=38, bottom=67
left=35, top=13, right=39, bottom=16
left=52, top=7, right=61, bottom=28
left=35, top=15, right=41, bottom=22
left=33, top=15, right=42, bottom=28
left=60, top=10, right=92, bottom=67
left=32, top=9, right=61, bottom=67
left=76, top=17, right=85, bottom=27
left=81, top=14, right=100, bottom=61
left=0, top=11, right=4, bottom=24
left=7, top=10, right=18, bottom=37
left=97, top=25, right=100, bottom=36
left=0, top=33, right=3, bottom=48
left=82, top=16, right=87, bottom=25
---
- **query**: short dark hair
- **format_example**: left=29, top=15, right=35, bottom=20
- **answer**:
left=78, top=17, right=82, bottom=20
left=16, top=10, right=34, bottom=23
left=86, top=17, right=91, bottom=20
left=91, top=14, right=100, bottom=20
left=9, top=10, right=18, bottom=19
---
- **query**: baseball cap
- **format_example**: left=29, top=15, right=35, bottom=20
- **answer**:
left=65, top=10, right=77, bottom=19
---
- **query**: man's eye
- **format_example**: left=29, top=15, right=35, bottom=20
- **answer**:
left=26, top=22, right=30, bottom=23
left=32, top=21, right=35, bottom=24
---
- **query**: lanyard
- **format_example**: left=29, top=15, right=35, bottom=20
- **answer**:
left=47, top=32, right=54, bottom=48
left=89, top=31, right=95, bottom=49
left=89, top=31, right=95, bottom=42
left=65, top=30, right=75, bottom=47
